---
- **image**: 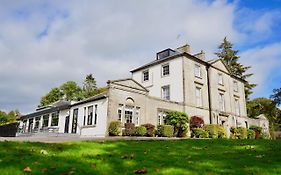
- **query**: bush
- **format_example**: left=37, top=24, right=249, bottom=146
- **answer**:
left=190, top=116, right=204, bottom=129
left=192, top=128, right=209, bottom=138
left=230, top=127, right=239, bottom=139
left=124, top=123, right=135, bottom=136
left=141, top=123, right=155, bottom=137
left=249, top=125, right=263, bottom=139
left=165, top=111, right=189, bottom=137
left=260, top=132, right=270, bottom=139
left=217, top=125, right=227, bottom=138
left=237, top=127, right=248, bottom=139
left=204, top=124, right=218, bottom=138
left=157, top=125, right=174, bottom=137
left=247, top=129, right=255, bottom=139
left=133, top=126, right=147, bottom=136
left=108, top=121, right=122, bottom=136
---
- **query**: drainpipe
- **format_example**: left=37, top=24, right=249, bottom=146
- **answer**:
left=206, top=65, right=212, bottom=124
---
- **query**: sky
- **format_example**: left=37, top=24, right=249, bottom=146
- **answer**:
left=0, top=0, right=281, bottom=114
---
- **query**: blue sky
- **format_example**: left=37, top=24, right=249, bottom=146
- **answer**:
left=0, top=0, right=280, bottom=113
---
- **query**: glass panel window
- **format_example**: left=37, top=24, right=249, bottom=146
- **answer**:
left=87, top=106, right=93, bottom=125
left=51, top=111, right=59, bottom=126
left=94, top=105, right=98, bottom=125
left=219, top=93, right=225, bottom=112
left=143, top=70, right=149, bottom=81
left=34, top=117, right=40, bottom=130
left=118, top=104, right=123, bottom=121
left=43, top=114, right=49, bottom=127
left=162, top=85, right=170, bottom=100
left=162, top=64, right=170, bottom=76
left=83, top=107, right=86, bottom=126
left=125, top=105, right=134, bottom=123
left=218, top=73, right=224, bottom=85
left=135, top=107, right=140, bottom=126
left=194, top=64, right=201, bottom=78
left=233, top=81, right=238, bottom=92
left=195, top=87, right=203, bottom=107
left=235, top=98, right=240, bottom=116
left=158, top=110, right=167, bottom=125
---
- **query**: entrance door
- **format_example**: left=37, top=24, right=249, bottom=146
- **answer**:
left=28, top=118, right=33, bottom=132
left=72, top=109, right=78, bottom=133
left=64, top=116, right=70, bottom=133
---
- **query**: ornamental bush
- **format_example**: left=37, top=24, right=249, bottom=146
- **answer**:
left=204, top=124, right=218, bottom=138
left=249, top=125, right=263, bottom=139
left=237, top=127, right=248, bottom=139
left=157, top=125, right=174, bottom=137
left=165, top=111, right=189, bottom=137
left=190, top=116, right=204, bottom=129
left=260, top=131, right=270, bottom=139
left=217, top=125, right=227, bottom=138
left=124, top=123, right=135, bottom=136
left=133, top=126, right=147, bottom=136
left=192, top=128, right=209, bottom=138
left=108, top=121, right=122, bottom=136
left=141, top=123, right=155, bottom=137
left=247, top=129, right=255, bottom=139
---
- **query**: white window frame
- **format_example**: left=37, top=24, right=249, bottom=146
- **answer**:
left=195, top=87, right=203, bottom=107
left=162, top=64, right=170, bottom=76
left=233, top=81, right=238, bottom=92
left=219, top=93, right=225, bottom=112
left=194, top=64, right=201, bottom=78
left=218, top=73, right=224, bottom=85
left=143, top=70, right=149, bottom=82
left=235, top=98, right=240, bottom=116
left=161, top=85, right=170, bottom=100
left=117, top=104, right=123, bottom=122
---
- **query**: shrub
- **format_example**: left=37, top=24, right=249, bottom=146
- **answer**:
left=237, top=127, right=248, bottom=139
left=108, top=121, right=121, bottom=136
left=192, top=128, right=209, bottom=138
left=217, top=125, right=227, bottom=138
left=133, top=126, right=147, bottom=136
left=165, top=111, right=189, bottom=137
left=190, top=116, right=204, bottom=129
left=157, top=125, right=174, bottom=137
left=141, top=123, right=155, bottom=137
left=230, top=127, right=239, bottom=139
left=124, top=123, right=135, bottom=136
left=260, top=132, right=270, bottom=139
left=204, top=124, right=218, bottom=138
left=249, top=125, right=263, bottom=139
left=247, top=129, right=255, bottom=139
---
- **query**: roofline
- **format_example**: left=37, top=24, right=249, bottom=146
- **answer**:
left=71, top=93, right=108, bottom=107
left=108, top=78, right=149, bottom=92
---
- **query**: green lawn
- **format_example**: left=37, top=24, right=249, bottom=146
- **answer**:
left=0, top=139, right=280, bottom=175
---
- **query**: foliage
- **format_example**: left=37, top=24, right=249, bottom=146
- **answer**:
left=247, top=129, right=255, bottom=139
left=108, top=121, right=122, bottom=136
left=237, top=127, right=248, bottom=139
left=60, top=81, right=83, bottom=101
left=123, top=123, right=135, bottom=136
left=217, top=125, right=227, bottom=138
left=215, top=37, right=256, bottom=100
left=204, top=124, right=218, bottom=138
left=247, top=98, right=281, bottom=131
left=249, top=125, right=262, bottom=133
left=133, top=126, right=147, bottom=136
left=83, top=74, right=97, bottom=98
left=157, top=125, right=174, bottom=137
left=191, top=128, right=209, bottom=138
left=141, top=123, right=155, bottom=137
left=190, top=116, right=204, bottom=129
left=230, top=127, right=239, bottom=139
left=39, top=88, right=64, bottom=107
left=0, top=110, right=19, bottom=125
left=165, top=111, right=189, bottom=137
left=271, top=87, right=281, bottom=106
left=260, top=132, right=270, bottom=139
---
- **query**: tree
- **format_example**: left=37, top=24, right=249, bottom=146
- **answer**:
left=39, top=88, right=64, bottom=107
left=165, top=111, right=189, bottom=137
left=83, top=74, right=97, bottom=98
left=215, top=37, right=256, bottom=101
left=60, top=81, right=82, bottom=101
left=247, top=98, right=281, bottom=131
left=271, top=87, right=281, bottom=106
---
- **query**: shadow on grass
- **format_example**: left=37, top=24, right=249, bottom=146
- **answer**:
left=0, top=139, right=280, bottom=175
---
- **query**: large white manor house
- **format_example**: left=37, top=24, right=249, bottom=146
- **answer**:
left=19, top=44, right=269, bottom=137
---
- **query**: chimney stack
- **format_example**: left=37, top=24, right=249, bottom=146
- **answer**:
left=195, top=50, right=205, bottom=61
left=176, top=44, right=190, bottom=53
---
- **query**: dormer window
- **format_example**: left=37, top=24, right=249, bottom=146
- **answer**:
left=194, top=64, right=201, bottom=78
left=143, top=70, right=149, bottom=81
left=162, top=64, right=170, bottom=76
left=218, top=73, right=224, bottom=85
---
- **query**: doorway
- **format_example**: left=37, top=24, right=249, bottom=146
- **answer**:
left=72, top=109, right=78, bottom=133
left=64, top=116, right=70, bottom=133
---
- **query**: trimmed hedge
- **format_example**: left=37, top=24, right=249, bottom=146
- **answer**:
left=133, top=126, right=147, bottom=136
left=203, top=124, right=226, bottom=139
left=237, top=127, right=248, bottom=139
left=192, top=128, right=209, bottom=138
left=108, top=121, right=122, bottom=136
left=157, top=125, right=174, bottom=137
left=141, top=123, right=155, bottom=137
left=247, top=129, right=255, bottom=139
left=0, top=122, right=18, bottom=137
left=124, top=123, right=135, bottom=136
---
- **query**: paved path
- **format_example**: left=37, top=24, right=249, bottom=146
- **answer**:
left=0, top=136, right=187, bottom=143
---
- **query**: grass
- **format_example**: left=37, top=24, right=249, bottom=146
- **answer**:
left=0, top=139, right=280, bottom=175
